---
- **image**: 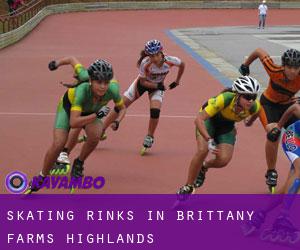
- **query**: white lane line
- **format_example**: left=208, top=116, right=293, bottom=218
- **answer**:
left=0, top=112, right=195, bottom=119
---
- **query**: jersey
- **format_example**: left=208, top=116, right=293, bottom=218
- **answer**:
left=138, top=55, right=181, bottom=83
left=282, top=120, right=300, bottom=164
left=202, top=92, right=260, bottom=123
left=261, top=55, right=300, bottom=103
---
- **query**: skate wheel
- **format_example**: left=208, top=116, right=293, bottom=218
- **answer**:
left=260, top=229, right=272, bottom=241
left=270, top=186, right=276, bottom=194
left=288, top=232, right=300, bottom=244
left=171, top=200, right=182, bottom=210
left=70, top=187, right=75, bottom=194
left=100, top=133, right=107, bottom=141
left=50, top=164, right=70, bottom=176
left=24, top=188, right=32, bottom=195
left=268, top=185, right=276, bottom=194
left=270, top=232, right=280, bottom=242
left=241, top=223, right=257, bottom=237
left=61, top=164, right=70, bottom=175
left=78, top=135, right=87, bottom=143
left=279, top=235, right=288, bottom=243
left=140, top=147, right=147, bottom=156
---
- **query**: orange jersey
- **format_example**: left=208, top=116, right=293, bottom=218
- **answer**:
left=261, top=55, right=300, bottom=103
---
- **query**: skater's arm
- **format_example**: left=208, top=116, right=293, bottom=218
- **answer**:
left=112, top=104, right=126, bottom=130
left=48, top=56, right=82, bottom=71
left=70, top=111, right=97, bottom=128
left=105, top=103, right=126, bottom=131
left=175, top=61, right=185, bottom=85
left=267, top=104, right=300, bottom=142
left=244, top=100, right=261, bottom=127
left=115, top=103, right=126, bottom=123
left=244, top=112, right=259, bottom=127
left=278, top=104, right=300, bottom=129
left=195, top=111, right=211, bottom=141
left=243, top=48, right=269, bottom=66
left=56, top=56, right=81, bottom=68
left=139, top=78, right=163, bottom=90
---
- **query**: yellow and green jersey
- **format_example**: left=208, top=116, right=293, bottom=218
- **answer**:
left=201, top=92, right=260, bottom=123
left=63, top=64, right=123, bottom=115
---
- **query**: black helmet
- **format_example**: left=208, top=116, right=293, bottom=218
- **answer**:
left=88, top=59, right=113, bottom=82
left=281, top=49, right=300, bottom=67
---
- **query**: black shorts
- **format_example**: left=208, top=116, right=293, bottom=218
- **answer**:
left=260, top=94, right=297, bottom=128
left=136, top=79, right=156, bottom=97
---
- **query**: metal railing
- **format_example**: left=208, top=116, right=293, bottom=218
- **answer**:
left=0, top=0, right=83, bottom=33
left=0, top=0, right=44, bottom=33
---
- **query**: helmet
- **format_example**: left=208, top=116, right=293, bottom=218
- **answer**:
left=232, top=76, right=260, bottom=94
left=144, top=39, right=163, bottom=55
left=87, top=59, right=113, bottom=82
left=281, top=49, right=300, bottom=67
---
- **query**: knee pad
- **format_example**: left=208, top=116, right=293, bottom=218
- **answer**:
left=114, top=106, right=120, bottom=114
left=150, top=108, right=160, bottom=119
left=288, top=178, right=300, bottom=194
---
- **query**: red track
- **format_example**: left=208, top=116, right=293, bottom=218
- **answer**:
left=1, top=9, right=300, bottom=193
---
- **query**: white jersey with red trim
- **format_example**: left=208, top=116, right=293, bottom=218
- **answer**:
left=138, top=55, right=181, bottom=83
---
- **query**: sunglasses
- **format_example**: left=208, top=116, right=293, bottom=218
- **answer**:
left=241, top=94, right=257, bottom=101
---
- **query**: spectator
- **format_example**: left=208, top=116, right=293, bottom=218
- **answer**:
left=7, top=0, right=26, bottom=15
left=7, top=0, right=15, bottom=15
left=258, top=0, right=268, bottom=29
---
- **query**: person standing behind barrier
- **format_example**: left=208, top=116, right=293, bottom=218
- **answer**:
left=258, top=0, right=268, bottom=29
left=7, top=0, right=26, bottom=15
left=6, top=0, right=14, bottom=15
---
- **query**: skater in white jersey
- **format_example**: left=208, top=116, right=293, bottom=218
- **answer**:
left=102, top=39, right=185, bottom=155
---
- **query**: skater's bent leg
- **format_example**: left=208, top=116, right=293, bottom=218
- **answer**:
left=186, top=135, right=209, bottom=185
left=78, top=121, right=103, bottom=161
left=148, top=100, right=162, bottom=137
left=205, top=143, right=234, bottom=169
left=42, top=129, right=68, bottom=176
left=65, top=128, right=82, bottom=153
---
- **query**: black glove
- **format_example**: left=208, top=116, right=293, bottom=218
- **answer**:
left=111, top=120, right=120, bottom=131
left=96, top=106, right=110, bottom=119
left=267, top=127, right=281, bottom=142
left=169, top=81, right=179, bottom=90
left=157, top=82, right=166, bottom=91
left=239, top=64, right=250, bottom=76
left=48, top=60, right=58, bottom=71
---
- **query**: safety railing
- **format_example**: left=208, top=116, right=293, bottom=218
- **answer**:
left=0, top=0, right=94, bottom=33
left=0, top=0, right=45, bottom=33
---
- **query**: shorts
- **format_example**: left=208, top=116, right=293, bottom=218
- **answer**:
left=124, top=77, right=164, bottom=103
left=259, top=94, right=297, bottom=128
left=282, top=129, right=300, bottom=165
left=196, top=117, right=236, bottom=145
left=54, top=99, right=102, bottom=131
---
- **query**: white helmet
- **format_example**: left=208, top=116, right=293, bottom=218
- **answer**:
left=232, top=76, right=260, bottom=94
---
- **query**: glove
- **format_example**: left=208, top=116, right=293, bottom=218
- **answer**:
left=157, top=82, right=166, bottom=91
left=267, top=127, right=281, bottom=142
left=111, top=120, right=120, bottom=131
left=239, top=64, right=250, bottom=76
left=96, top=106, right=110, bottom=119
left=208, top=139, right=217, bottom=152
left=169, top=81, right=179, bottom=90
left=48, top=60, right=58, bottom=71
